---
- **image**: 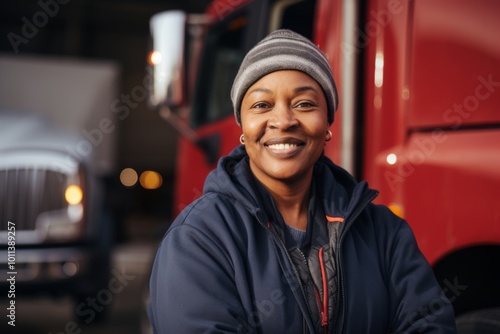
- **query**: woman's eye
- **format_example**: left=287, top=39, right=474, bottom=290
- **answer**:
left=295, top=101, right=315, bottom=108
left=252, top=102, right=269, bottom=109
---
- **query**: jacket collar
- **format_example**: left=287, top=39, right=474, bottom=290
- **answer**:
left=203, top=145, right=378, bottom=226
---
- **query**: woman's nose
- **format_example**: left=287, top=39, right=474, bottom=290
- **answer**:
left=268, top=103, right=299, bottom=131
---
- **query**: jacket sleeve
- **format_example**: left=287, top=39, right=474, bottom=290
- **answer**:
left=385, top=212, right=457, bottom=333
left=148, top=221, right=247, bottom=334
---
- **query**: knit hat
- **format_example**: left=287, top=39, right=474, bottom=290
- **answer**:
left=231, top=29, right=338, bottom=126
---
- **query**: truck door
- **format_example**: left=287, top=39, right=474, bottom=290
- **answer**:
left=173, top=0, right=318, bottom=216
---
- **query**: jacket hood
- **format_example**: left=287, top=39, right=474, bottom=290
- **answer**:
left=203, top=145, right=262, bottom=215
left=203, top=145, right=378, bottom=222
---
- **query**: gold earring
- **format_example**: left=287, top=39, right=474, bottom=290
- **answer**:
left=240, top=134, right=245, bottom=145
left=326, top=130, right=332, bottom=142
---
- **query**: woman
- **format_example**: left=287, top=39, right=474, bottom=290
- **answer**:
left=148, top=29, right=457, bottom=333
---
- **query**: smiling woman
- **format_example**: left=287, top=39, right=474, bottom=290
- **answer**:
left=240, top=71, right=329, bottom=200
left=148, top=30, right=457, bottom=334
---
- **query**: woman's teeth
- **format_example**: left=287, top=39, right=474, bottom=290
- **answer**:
left=267, top=143, right=297, bottom=150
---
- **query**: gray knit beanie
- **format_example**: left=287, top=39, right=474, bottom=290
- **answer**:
left=231, top=29, right=338, bottom=126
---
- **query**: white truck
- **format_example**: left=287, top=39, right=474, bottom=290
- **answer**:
left=0, top=54, right=120, bottom=322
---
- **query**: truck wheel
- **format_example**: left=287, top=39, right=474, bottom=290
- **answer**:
left=456, top=308, right=500, bottom=333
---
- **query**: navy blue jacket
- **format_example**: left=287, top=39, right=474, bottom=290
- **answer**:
left=148, top=146, right=456, bottom=333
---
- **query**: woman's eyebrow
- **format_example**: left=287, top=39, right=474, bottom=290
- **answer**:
left=247, top=86, right=318, bottom=96
left=294, top=86, right=319, bottom=94
left=247, top=87, right=272, bottom=96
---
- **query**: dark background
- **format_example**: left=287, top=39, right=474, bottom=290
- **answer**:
left=0, top=0, right=212, bottom=224
left=0, top=1, right=214, bottom=333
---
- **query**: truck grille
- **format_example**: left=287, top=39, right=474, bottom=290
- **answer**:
left=0, top=168, right=67, bottom=231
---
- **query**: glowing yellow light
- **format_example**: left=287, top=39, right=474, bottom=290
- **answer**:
left=65, top=185, right=83, bottom=205
left=140, top=171, right=163, bottom=190
left=389, top=203, right=404, bottom=218
left=148, top=50, right=162, bottom=66
left=386, top=153, right=397, bottom=165
left=120, top=168, right=138, bottom=187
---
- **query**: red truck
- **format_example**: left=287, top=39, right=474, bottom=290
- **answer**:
left=147, top=0, right=500, bottom=329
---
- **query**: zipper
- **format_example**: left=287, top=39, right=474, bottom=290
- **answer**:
left=314, top=288, right=328, bottom=334
left=334, top=189, right=378, bottom=334
left=318, top=247, right=328, bottom=331
left=254, top=213, right=314, bottom=332
left=271, top=231, right=315, bottom=331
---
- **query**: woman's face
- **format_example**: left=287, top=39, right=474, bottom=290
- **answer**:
left=240, top=70, right=330, bottom=184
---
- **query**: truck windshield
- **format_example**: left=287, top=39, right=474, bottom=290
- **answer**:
left=191, top=15, right=247, bottom=128
left=190, top=0, right=316, bottom=128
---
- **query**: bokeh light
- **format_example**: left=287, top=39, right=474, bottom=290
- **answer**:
left=148, top=50, right=162, bottom=66
left=386, top=153, right=397, bottom=165
left=120, top=168, right=139, bottom=187
left=140, top=170, right=163, bottom=190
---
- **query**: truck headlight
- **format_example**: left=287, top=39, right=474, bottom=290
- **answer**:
left=65, top=185, right=83, bottom=205
left=37, top=180, right=85, bottom=242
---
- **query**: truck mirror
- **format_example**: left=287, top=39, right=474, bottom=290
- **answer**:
left=148, top=11, right=218, bottom=165
left=148, top=10, right=186, bottom=108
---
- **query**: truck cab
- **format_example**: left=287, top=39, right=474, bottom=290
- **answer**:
left=147, top=0, right=500, bottom=328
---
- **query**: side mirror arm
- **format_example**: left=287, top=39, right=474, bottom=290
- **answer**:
left=159, top=106, right=219, bottom=165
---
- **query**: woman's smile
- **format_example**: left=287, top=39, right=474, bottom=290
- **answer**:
left=264, top=137, right=305, bottom=157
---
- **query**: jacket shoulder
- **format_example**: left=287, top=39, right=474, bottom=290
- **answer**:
left=163, top=191, right=259, bottom=249
left=356, top=202, right=406, bottom=235
left=173, top=192, right=247, bottom=227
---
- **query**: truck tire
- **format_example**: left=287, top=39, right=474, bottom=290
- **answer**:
left=456, top=308, right=500, bottom=334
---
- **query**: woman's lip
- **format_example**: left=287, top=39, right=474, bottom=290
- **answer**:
left=265, top=143, right=304, bottom=158
left=264, top=137, right=305, bottom=146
